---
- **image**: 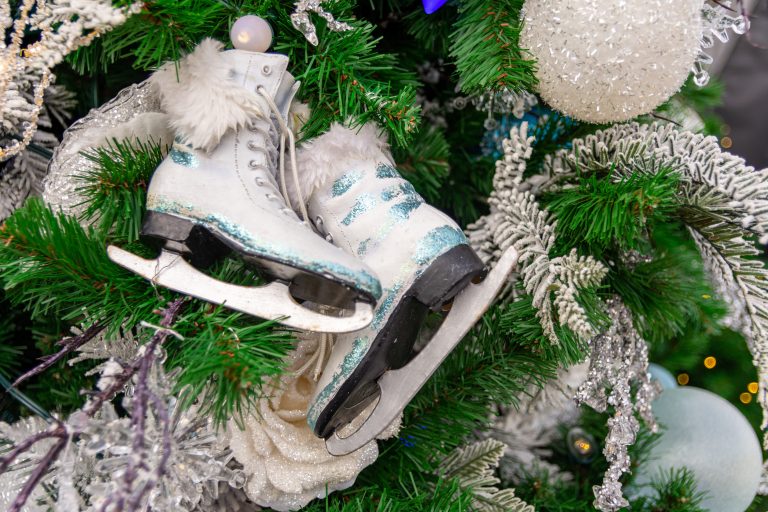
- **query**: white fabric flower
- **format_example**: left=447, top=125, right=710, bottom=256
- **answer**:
left=228, top=333, right=400, bottom=511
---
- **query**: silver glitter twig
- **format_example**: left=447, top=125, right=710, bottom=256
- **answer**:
left=576, top=297, right=659, bottom=512
left=291, top=0, right=353, bottom=46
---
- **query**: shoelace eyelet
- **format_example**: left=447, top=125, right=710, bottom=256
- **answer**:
left=254, top=177, right=265, bottom=186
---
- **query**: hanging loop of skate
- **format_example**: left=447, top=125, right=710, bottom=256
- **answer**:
left=256, top=85, right=310, bottom=223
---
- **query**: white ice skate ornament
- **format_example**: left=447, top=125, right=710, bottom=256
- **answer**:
left=325, top=247, right=518, bottom=455
left=107, top=22, right=382, bottom=333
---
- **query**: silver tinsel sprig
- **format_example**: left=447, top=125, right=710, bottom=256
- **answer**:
left=452, top=89, right=538, bottom=130
left=0, top=300, right=247, bottom=512
left=575, top=297, right=659, bottom=512
left=291, top=0, right=353, bottom=46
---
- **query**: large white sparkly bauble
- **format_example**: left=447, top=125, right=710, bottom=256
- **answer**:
left=520, top=0, right=705, bottom=123
left=632, top=387, right=762, bottom=512
left=227, top=333, right=400, bottom=512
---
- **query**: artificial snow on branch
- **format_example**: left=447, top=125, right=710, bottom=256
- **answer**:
left=467, top=122, right=608, bottom=343
left=0, top=0, right=139, bottom=161
left=1, top=85, right=75, bottom=221
left=438, top=439, right=534, bottom=512
left=543, top=121, right=768, bottom=488
left=490, top=363, right=588, bottom=486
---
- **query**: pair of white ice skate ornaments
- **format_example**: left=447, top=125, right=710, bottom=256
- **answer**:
left=109, top=37, right=517, bottom=455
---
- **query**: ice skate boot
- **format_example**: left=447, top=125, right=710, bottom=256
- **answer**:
left=293, top=124, right=519, bottom=453
left=107, top=35, right=381, bottom=333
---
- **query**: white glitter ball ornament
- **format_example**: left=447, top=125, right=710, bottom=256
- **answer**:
left=520, top=0, right=705, bottom=123
left=631, top=387, right=762, bottom=512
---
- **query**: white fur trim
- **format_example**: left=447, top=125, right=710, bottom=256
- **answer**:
left=68, top=112, right=173, bottom=156
left=150, top=38, right=265, bottom=152
left=290, top=123, right=392, bottom=208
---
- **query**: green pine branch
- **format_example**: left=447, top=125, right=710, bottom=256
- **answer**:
left=78, top=138, right=164, bottom=242
left=392, top=126, right=451, bottom=204
left=545, top=166, right=680, bottom=257
left=72, top=0, right=421, bottom=145
left=0, top=315, right=22, bottom=379
left=170, top=307, right=294, bottom=427
left=450, top=0, right=536, bottom=94
left=0, top=199, right=162, bottom=335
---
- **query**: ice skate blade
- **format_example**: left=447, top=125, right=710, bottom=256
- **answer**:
left=324, top=247, right=518, bottom=456
left=107, top=246, right=374, bottom=333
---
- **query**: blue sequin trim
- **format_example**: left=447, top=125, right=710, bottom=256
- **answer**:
left=413, top=226, right=468, bottom=266
left=375, top=163, right=400, bottom=179
left=332, top=170, right=363, bottom=197
left=342, top=193, right=377, bottom=226
left=170, top=148, right=199, bottom=168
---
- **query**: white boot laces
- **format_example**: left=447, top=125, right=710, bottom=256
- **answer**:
left=256, top=85, right=310, bottom=224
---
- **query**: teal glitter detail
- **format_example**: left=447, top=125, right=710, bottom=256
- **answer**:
left=332, top=170, right=363, bottom=197
left=381, top=182, right=418, bottom=202
left=413, top=225, right=468, bottom=266
left=170, top=148, right=199, bottom=168
left=389, top=196, right=423, bottom=220
left=307, top=336, right=370, bottom=428
left=146, top=199, right=382, bottom=300
left=342, top=193, right=376, bottom=226
left=375, top=163, right=400, bottom=179
left=372, top=281, right=403, bottom=330
left=358, top=238, right=372, bottom=256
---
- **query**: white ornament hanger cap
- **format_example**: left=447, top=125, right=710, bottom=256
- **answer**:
left=230, top=15, right=273, bottom=52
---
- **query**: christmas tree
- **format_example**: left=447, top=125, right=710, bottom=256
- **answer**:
left=0, top=1, right=766, bottom=511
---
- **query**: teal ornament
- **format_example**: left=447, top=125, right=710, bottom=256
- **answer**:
left=423, top=0, right=449, bottom=13
left=630, top=387, right=762, bottom=512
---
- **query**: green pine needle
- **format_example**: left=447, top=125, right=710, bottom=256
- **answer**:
left=392, top=126, right=451, bottom=204
left=78, top=138, right=164, bottom=242
left=0, top=199, right=162, bottom=335
left=0, top=315, right=22, bottom=379
left=170, top=309, right=294, bottom=427
left=545, top=166, right=681, bottom=256
left=450, top=0, right=537, bottom=94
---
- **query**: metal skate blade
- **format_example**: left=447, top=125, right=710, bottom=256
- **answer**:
left=325, top=247, right=519, bottom=455
left=107, top=246, right=374, bottom=333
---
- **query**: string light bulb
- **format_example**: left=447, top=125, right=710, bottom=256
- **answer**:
left=704, top=356, right=717, bottom=369
left=677, top=373, right=690, bottom=386
left=566, top=427, right=598, bottom=464
left=748, top=382, right=759, bottom=394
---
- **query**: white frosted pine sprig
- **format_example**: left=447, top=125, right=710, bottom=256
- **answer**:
left=438, top=439, right=534, bottom=512
left=468, top=122, right=608, bottom=343
left=1, top=0, right=139, bottom=161
left=490, top=363, right=588, bottom=486
left=544, top=122, right=768, bottom=487
left=0, top=84, right=75, bottom=222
